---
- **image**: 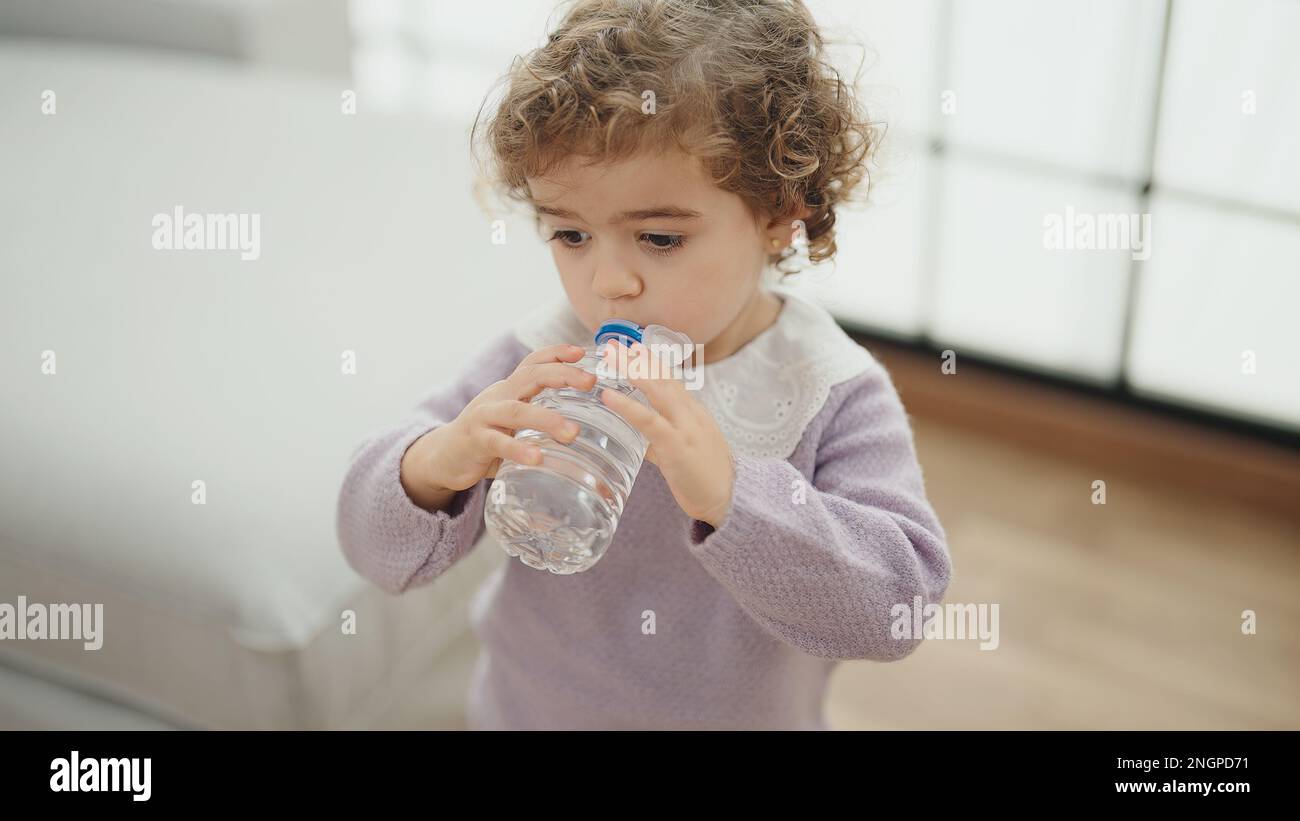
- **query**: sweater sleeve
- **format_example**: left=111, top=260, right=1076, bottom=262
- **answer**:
left=682, top=359, right=952, bottom=661
left=336, top=330, right=528, bottom=594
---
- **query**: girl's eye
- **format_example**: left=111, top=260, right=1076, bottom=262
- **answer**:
left=641, top=233, right=687, bottom=256
left=546, top=229, right=687, bottom=257
left=548, top=229, right=589, bottom=250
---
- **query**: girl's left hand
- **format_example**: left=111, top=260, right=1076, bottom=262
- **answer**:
left=598, top=340, right=734, bottom=529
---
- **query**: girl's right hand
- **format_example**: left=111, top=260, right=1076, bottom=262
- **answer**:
left=399, top=344, right=598, bottom=510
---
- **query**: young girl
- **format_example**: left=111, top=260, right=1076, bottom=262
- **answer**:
left=337, top=0, right=950, bottom=730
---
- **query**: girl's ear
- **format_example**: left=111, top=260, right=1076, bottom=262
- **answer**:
left=763, top=206, right=814, bottom=251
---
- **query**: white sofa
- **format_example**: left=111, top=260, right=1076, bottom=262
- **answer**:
left=0, top=0, right=352, bottom=77
left=0, top=40, right=558, bottom=728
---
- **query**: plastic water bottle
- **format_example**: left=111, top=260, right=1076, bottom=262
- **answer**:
left=483, top=318, right=692, bottom=574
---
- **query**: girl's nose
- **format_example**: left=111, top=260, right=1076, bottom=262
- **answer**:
left=591, top=256, right=642, bottom=300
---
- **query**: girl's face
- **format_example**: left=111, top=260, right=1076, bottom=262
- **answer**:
left=527, top=148, right=794, bottom=353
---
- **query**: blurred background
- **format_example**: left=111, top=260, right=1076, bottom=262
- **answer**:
left=0, top=0, right=1296, bottom=729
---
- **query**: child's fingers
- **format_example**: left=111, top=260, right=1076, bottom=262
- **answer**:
left=506, top=361, right=598, bottom=401
left=478, top=428, right=543, bottom=467
left=519, top=343, right=586, bottom=366
left=606, top=341, right=690, bottom=423
left=477, top=399, right=579, bottom=444
left=600, top=387, right=675, bottom=446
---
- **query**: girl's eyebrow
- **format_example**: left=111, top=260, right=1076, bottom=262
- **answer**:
left=534, top=204, right=702, bottom=223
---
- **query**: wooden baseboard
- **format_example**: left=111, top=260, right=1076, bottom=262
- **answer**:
left=852, top=335, right=1300, bottom=524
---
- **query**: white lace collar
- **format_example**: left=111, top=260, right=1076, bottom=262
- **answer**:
left=511, top=288, right=875, bottom=459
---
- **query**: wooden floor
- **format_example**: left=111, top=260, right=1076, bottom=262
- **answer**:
left=826, top=413, right=1300, bottom=730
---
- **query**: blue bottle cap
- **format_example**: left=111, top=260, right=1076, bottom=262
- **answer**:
left=594, top=319, right=644, bottom=347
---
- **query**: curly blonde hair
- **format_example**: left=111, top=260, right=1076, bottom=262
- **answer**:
left=471, top=0, right=880, bottom=276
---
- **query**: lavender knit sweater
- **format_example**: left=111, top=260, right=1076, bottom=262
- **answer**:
left=336, top=301, right=951, bottom=730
